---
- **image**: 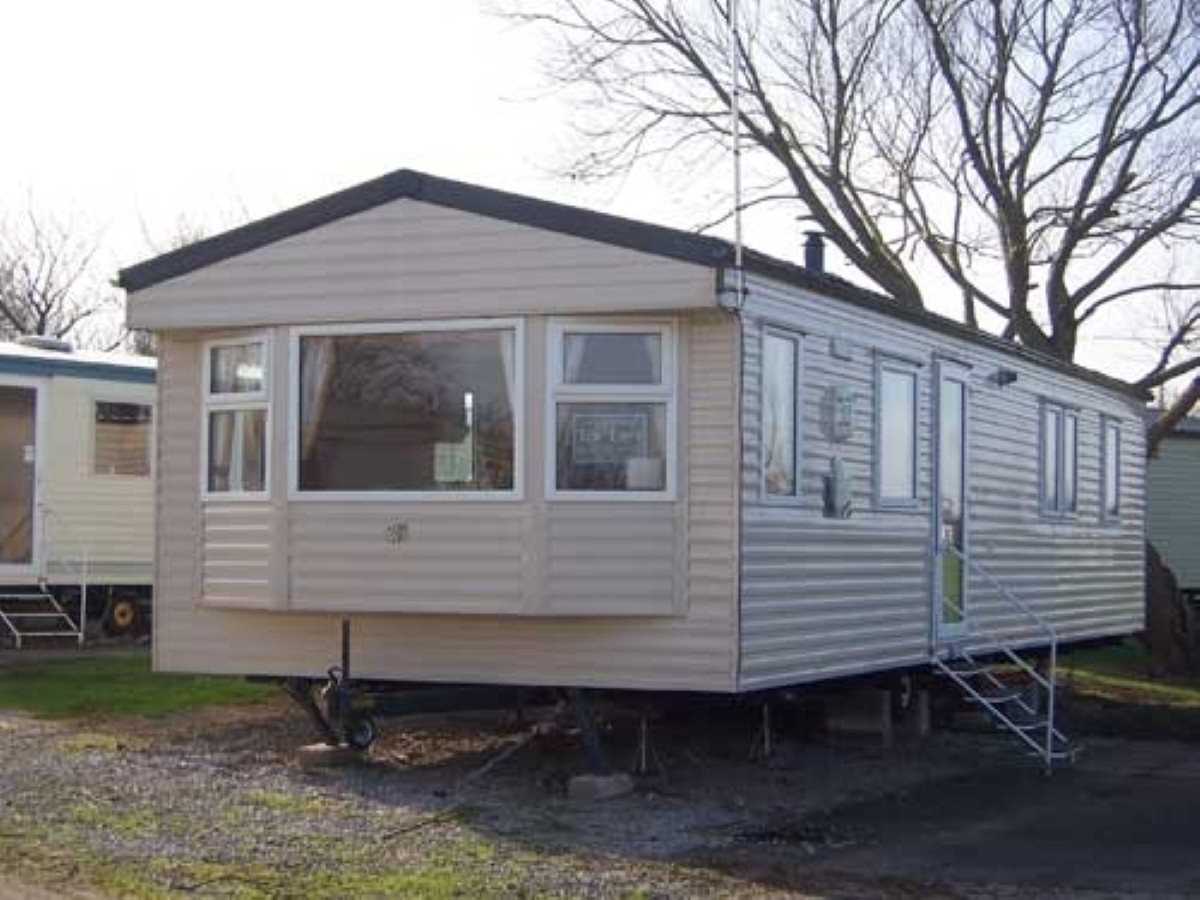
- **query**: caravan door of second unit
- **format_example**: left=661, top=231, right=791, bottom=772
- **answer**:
left=0, top=382, right=40, bottom=573
left=933, top=362, right=969, bottom=643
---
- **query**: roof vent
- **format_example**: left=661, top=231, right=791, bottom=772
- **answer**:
left=16, top=335, right=74, bottom=353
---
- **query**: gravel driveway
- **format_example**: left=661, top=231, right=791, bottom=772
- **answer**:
left=0, top=693, right=1197, bottom=898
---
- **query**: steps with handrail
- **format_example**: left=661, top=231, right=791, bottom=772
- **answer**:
left=0, top=583, right=84, bottom=648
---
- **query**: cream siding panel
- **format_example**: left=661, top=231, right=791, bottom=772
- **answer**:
left=1146, top=438, right=1200, bottom=587
left=38, top=375, right=155, bottom=585
left=202, top=503, right=272, bottom=606
left=738, top=274, right=1145, bottom=691
left=154, top=313, right=741, bottom=692
left=128, top=201, right=715, bottom=330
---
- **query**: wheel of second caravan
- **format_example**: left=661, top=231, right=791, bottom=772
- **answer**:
left=102, top=595, right=141, bottom=637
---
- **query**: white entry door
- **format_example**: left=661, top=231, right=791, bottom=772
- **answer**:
left=933, top=361, right=969, bottom=643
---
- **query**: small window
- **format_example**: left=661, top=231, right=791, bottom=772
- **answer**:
left=296, top=326, right=518, bottom=494
left=1102, top=418, right=1121, bottom=520
left=204, top=338, right=270, bottom=497
left=549, top=321, right=674, bottom=497
left=876, top=360, right=919, bottom=505
left=761, top=329, right=801, bottom=498
left=93, top=402, right=153, bottom=477
left=1041, top=401, right=1077, bottom=516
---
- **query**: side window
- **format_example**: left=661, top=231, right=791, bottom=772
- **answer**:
left=1041, top=401, right=1077, bottom=516
left=203, top=338, right=270, bottom=496
left=549, top=321, right=675, bottom=497
left=93, top=401, right=153, bottom=477
left=876, top=359, right=919, bottom=506
left=1102, top=418, right=1121, bottom=521
left=761, top=328, right=802, bottom=499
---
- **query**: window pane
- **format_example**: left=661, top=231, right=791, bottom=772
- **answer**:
left=879, top=368, right=916, bottom=500
left=1063, top=413, right=1077, bottom=511
left=298, top=330, right=515, bottom=492
left=1042, top=407, right=1060, bottom=509
left=94, top=402, right=152, bottom=476
left=939, top=379, right=966, bottom=624
left=1104, top=423, right=1121, bottom=516
left=563, top=332, right=662, bottom=385
left=210, top=343, right=264, bottom=394
left=556, top=402, right=667, bottom=491
left=208, top=408, right=266, bottom=493
left=762, top=334, right=797, bottom=496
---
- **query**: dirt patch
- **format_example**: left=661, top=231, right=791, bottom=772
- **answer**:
left=1, top=691, right=1198, bottom=898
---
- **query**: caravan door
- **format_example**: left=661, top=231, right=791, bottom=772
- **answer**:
left=0, top=379, right=43, bottom=576
left=932, top=361, right=969, bottom=643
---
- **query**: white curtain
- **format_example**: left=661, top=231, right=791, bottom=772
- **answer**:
left=209, top=411, right=234, bottom=490
left=300, top=338, right=336, bottom=460
left=499, top=330, right=516, bottom=412
left=563, top=333, right=588, bottom=382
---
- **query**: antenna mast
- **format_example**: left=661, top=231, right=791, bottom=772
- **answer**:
left=728, top=0, right=745, bottom=307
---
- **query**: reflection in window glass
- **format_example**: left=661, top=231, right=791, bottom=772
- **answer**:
left=210, top=343, right=264, bottom=394
left=1042, top=406, right=1060, bottom=510
left=208, top=408, right=266, bottom=492
left=298, top=329, right=516, bottom=492
left=1103, top=421, right=1121, bottom=518
left=879, top=367, right=917, bottom=501
left=762, top=333, right=798, bottom=496
left=556, top=402, right=667, bottom=491
left=938, top=378, right=966, bottom=624
left=94, top=402, right=152, bottom=476
left=1041, top=403, right=1077, bottom=515
left=1063, top=412, right=1078, bottom=511
left=563, top=332, right=662, bottom=385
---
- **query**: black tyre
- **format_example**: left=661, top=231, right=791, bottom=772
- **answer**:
left=345, top=715, right=378, bottom=750
left=102, top=595, right=141, bottom=637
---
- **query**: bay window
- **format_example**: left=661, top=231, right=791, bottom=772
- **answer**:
left=203, top=338, right=269, bottom=496
left=549, top=321, right=675, bottom=497
left=293, top=320, right=520, bottom=497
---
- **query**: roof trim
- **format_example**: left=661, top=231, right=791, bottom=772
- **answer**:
left=117, top=169, right=733, bottom=293
left=118, top=165, right=1146, bottom=402
left=0, top=355, right=156, bottom=384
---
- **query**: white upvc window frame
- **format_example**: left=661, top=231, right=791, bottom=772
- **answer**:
left=287, top=317, right=525, bottom=502
left=759, top=325, right=804, bottom=504
left=875, top=355, right=921, bottom=508
left=1040, top=399, right=1078, bottom=517
left=546, top=318, right=677, bottom=502
left=1101, top=416, right=1122, bottom=522
left=201, top=334, right=272, bottom=501
left=91, top=395, right=155, bottom=479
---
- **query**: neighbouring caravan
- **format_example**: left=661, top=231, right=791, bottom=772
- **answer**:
left=120, top=170, right=1146, bottom=761
left=0, top=339, right=156, bottom=645
left=1147, top=415, right=1200, bottom=594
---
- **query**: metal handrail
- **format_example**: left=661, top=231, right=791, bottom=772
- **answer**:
left=37, top=504, right=90, bottom=646
left=936, top=544, right=1060, bottom=772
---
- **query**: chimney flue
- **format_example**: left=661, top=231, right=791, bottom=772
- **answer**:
left=804, top=231, right=825, bottom=273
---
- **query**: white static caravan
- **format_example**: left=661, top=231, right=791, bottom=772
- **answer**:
left=0, top=339, right=156, bottom=644
left=120, top=170, right=1146, bottom=752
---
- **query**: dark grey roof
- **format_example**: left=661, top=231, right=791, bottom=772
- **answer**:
left=118, top=167, right=1147, bottom=401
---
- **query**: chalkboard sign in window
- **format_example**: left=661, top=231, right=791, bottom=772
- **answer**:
left=549, top=321, right=675, bottom=497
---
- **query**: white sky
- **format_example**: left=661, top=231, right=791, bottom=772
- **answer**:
left=0, top=0, right=1163, bottom=382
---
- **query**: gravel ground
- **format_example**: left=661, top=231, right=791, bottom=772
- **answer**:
left=0, top=693, right=1193, bottom=898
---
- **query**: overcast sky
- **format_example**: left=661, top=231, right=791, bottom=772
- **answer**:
left=0, top=0, right=1160, bottom=380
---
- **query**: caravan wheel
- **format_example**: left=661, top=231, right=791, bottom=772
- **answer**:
left=345, top=715, right=378, bottom=750
left=103, top=596, right=141, bottom=636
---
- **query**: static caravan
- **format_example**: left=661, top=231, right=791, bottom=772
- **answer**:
left=0, top=339, right=156, bottom=645
left=1147, top=415, right=1200, bottom=595
left=120, top=170, right=1146, bottom=760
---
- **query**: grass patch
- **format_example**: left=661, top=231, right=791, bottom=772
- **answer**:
left=243, top=788, right=327, bottom=815
left=0, top=653, right=274, bottom=719
left=1062, top=639, right=1200, bottom=706
left=56, top=731, right=125, bottom=753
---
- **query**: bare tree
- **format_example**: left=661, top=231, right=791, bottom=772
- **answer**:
left=0, top=209, right=118, bottom=345
left=508, top=0, right=1200, bottom=399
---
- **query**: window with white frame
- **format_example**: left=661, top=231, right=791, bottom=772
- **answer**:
left=761, top=328, right=801, bottom=498
left=1102, top=417, right=1121, bottom=520
left=1041, top=401, right=1077, bottom=515
left=93, top=401, right=153, bottom=477
left=294, top=322, right=519, bottom=495
left=876, top=359, right=919, bottom=505
left=204, top=338, right=269, bottom=495
left=549, top=321, right=674, bottom=496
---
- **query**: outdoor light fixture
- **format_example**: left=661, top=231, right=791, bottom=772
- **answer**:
left=989, top=368, right=1019, bottom=387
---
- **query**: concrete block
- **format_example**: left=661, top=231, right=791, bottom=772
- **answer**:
left=896, top=689, right=931, bottom=742
left=295, top=743, right=366, bottom=768
left=568, top=772, right=635, bottom=803
left=826, top=689, right=894, bottom=749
